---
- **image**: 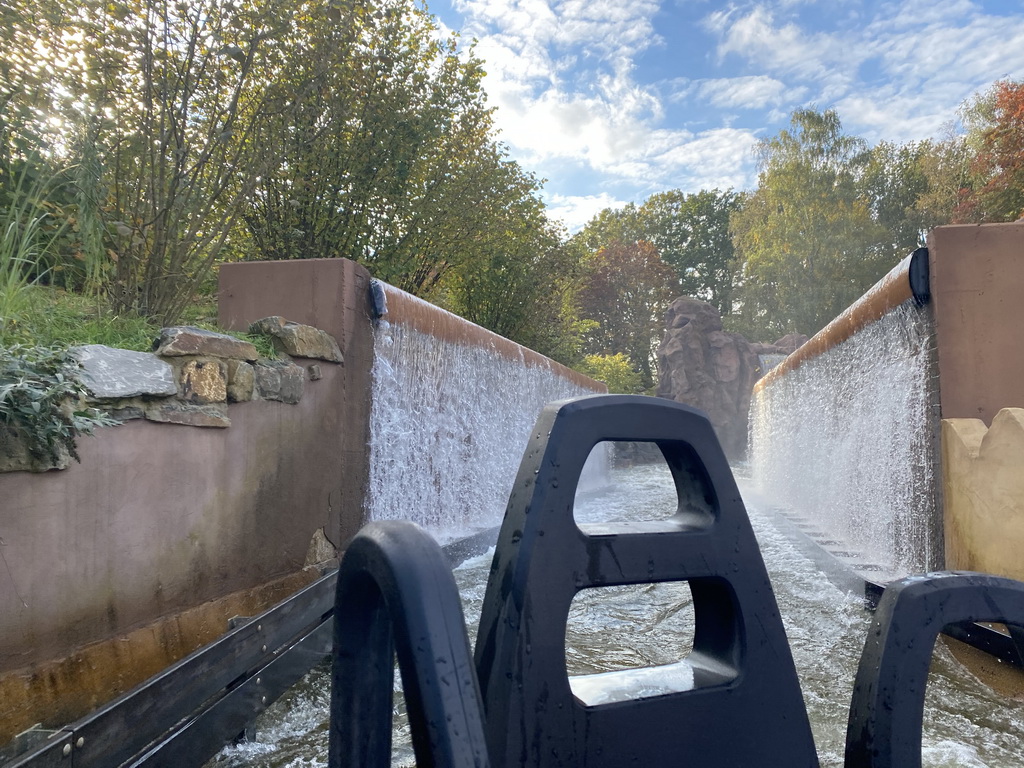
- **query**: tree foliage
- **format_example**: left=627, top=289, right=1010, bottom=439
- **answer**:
left=956, top=79, right=1024, bottom=222
left=576, top=239, right=674, bottom=389
left=638, top=188, right=741, bottom=316
left=3, top=4, right=1023, bottom=366
left=2, top=0, right=294, bottom=322
left=576, top=353, right=644, bottom=394
left=861, top=140, right=930, bottom=254
left=441, top=201, right=587, bottom=365
left=0, top=0, right=583, bottom=357
left=730, top=108, right=893, bottom=339
left=245, top=2, right=497, bottom=290
left=104, top=0, right=290, bottom=323
left=572, top=204, right=646, bottom=252
left=910, top=136, right=972, bottom=231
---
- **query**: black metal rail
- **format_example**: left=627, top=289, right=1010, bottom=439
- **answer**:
left=3, top=532, right=496, bottom=768
left=5, top=571, right=336, bottom=768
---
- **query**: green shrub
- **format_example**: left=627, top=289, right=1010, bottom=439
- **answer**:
left=0, top=344, right=116, bottom=464
left=577, top=353, right=645, bottom=394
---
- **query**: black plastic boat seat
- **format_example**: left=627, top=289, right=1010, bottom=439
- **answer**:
left=845, top=571, right=1024, bottom=768
left=328, top=521, right=489, bottom=768
left=473, top=394, right=820, bottom=768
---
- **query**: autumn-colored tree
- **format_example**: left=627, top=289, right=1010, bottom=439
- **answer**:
left=577, top=239, right=674, bottom=389
left=955, top=79, right=1024, bottom=222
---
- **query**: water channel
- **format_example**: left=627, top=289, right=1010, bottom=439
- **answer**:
left=209, top=462, right=1024, bottom=768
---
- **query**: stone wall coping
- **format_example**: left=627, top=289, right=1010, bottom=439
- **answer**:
left=3, top=319, right=344, bottom=472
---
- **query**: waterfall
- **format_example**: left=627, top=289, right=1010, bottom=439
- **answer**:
left=368, top=317, right=608, bottom=541
left=749, top=299, right=940, bottom=577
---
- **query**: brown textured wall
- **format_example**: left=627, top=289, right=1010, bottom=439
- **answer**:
left=930, top=222, right=1024, bottom=424
left=0, top=365, right=347, bottom=673
left=0, top=258, right=374, bottom=743
left=219, top=258, right=375, bottom=544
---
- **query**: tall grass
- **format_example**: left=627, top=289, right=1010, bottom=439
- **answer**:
left=0, top=169, right=66, bottom=344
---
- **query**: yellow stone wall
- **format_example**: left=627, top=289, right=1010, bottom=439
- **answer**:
left=942, top=408, right=1024, bottom=579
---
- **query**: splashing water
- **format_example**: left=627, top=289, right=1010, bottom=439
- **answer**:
left=208, top=464, right=1024, bottom=768
left=368, top=319, right=607, bottom=541
left=749, top=300, right=940, bottom=577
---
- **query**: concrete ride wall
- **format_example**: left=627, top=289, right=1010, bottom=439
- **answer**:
left=930, top=222, right=1024, bottom=425
left=0, top=259, right=374, bottom=744
left=931, top=222, right=1024, bottom=575
left=931, top=222, right=1024, bottom=567
left=931, top=223, right=1024, bottom=692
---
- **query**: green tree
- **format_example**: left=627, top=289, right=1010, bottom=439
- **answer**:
left=576, top=239, right=674, bottom=389
left=102, top=0, right=291, bottom=323
left=243, top=0, right=521, bottom=297
left=572, top=203, right=646, bottom=253
left=861, top=140, right=930, bottom=253
left=2, top=0, right=294, bottom=322
left=730, top=108, right=892, bottom=339
left=441, top=198, right=587, bottom=365
left=638, top=188, right=742, bottom=315
left=576, top=353, right=644, bottom=394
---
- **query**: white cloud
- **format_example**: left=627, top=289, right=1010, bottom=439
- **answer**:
left=710, top=6, right=836, bottom=76
left=651, top=127, right=759, bottom=190
left=872, top=0, right=980, bottom=30
left=456, top=0, right=672, bottom=180
left=546, top=192, right=629, bottom=231
left=701, top=1, right=1024, bottom=145
left=697, top=76, right=799, bottom=109
left=446, top=0, right=1024, bottom=209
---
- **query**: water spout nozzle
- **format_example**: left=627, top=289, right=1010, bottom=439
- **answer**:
left=369, top=279, right=389, bottom=319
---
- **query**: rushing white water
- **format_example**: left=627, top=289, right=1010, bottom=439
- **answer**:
left=208, top=465, right=1024, bottom=768
left=368, top=318, right=607, bottom=541
left=749, top=300, right=940, bottom=578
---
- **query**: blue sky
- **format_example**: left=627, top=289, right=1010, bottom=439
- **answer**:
left=428, top=0, right=1024, bottom=231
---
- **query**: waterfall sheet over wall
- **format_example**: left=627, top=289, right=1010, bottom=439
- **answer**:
left=368, top=317, right=607, bottom=541
left=750, top=300, right=940, bottom=577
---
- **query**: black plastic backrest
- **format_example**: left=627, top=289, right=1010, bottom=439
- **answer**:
left=474, top=395, right=819, bottom=768
left=845, top=571, right=1024, bottom=768
left=329, top=521, right=489, bottom=768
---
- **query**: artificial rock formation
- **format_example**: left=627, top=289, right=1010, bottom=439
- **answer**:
left=656, top=298, right=806, bottom=460
left=656, top=298, right=761, bottom=460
